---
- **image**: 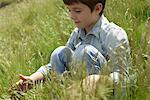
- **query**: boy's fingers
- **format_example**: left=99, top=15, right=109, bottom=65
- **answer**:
left=16, top=79, right=23, bottom=85
left=19, top=74, right=30, bottom=81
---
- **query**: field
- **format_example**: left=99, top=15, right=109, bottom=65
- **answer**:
left=0, top=0, right=150, bottom=99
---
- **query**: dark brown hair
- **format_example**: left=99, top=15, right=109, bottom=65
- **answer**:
left=63, top=0, right=106, bottom=16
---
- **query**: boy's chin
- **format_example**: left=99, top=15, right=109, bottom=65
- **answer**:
left=75, top=25, right=83, bottom=29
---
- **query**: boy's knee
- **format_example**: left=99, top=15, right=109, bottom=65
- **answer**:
left=73, top=45, right=106, bottom=68
left=83, top=45, right=99, bottom=55
left=74, top=45, right=101, bottom=59
left=51, top=46, right=73, bottom=61
left=51, top=46, right=66, bottom=56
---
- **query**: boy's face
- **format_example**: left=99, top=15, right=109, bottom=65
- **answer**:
left=66, top=2, right=101, bottom=32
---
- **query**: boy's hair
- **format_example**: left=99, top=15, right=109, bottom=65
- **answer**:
left=63, top=0, right=106, bottom=16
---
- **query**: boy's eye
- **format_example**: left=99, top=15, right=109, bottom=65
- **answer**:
left=66, top=8, right=81, bottom=13
left=74, top=9, right=81, bottom=13
left=75, top=10, right=81, bottom=13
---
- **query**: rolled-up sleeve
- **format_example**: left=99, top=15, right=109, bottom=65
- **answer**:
left=36, top=63, right=52, bottom=76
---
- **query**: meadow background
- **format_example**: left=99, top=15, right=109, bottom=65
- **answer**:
left=0, top=0, right=150, bottom=99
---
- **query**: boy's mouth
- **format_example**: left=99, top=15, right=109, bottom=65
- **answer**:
left=75, top=21, right=80, bottom=24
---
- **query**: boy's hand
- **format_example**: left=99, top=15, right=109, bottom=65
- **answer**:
left=19, top=74, right=31, bottom=81
left=8, top=74, right=34, bottom=99
left=16, top=74, right=32, bottom=84
left=15, top=74, right=34, bottom=92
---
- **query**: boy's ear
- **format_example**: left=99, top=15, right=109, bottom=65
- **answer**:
left=95, top=3, right=103, bottom=15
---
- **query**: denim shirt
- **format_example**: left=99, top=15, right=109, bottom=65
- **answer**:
left=66, top=15, right=131, bottom=76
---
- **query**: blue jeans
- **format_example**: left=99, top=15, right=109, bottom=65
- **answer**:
left=37, top=45, right=107, bottom=75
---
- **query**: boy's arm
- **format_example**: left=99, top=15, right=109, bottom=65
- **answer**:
left=16, top=64, right=51, bottom=88
left=106, top=28, right=131, bottom=84
left=109, top=43, right=131, bottom=84
left=29, top=72, right=44, bottom=81
left=17, top=72, right=44, bottom=85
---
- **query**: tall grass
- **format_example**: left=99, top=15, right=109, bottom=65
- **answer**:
left=0, top=0, right=150, bottom=99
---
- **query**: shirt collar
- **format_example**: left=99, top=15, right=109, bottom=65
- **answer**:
left=78, top=15, right=109, bottom=39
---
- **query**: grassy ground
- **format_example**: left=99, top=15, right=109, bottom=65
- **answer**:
left=0, top=0, right=150, bottom=99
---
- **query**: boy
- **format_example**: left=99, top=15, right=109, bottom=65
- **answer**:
left=17, top=0, right=130, bottom=92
